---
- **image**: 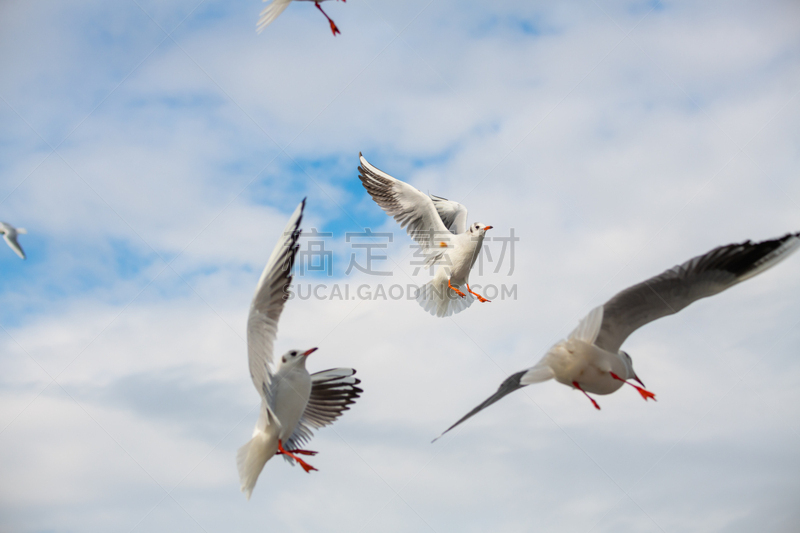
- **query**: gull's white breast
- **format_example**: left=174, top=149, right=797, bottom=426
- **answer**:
left=272, top=369, right=312, bottom=441
left=544, top=339, right=627, bottom=395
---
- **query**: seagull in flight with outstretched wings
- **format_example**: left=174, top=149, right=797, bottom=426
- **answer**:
left=0, top=222, right=27, bottom=259
left=358, top=153, right=494, bottom=318
left=237, top=199, right=363, bottom=499
left=434, top=231, right=800, bottom=441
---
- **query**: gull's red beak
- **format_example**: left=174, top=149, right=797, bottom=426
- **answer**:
left=303, top=348, right=318, bottom=357
left=484, top=226, right=493, bottom=231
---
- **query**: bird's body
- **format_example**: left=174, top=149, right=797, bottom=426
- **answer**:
left=257, top=0, right=344, bottom=35
left=0, top=222, right=27, bottom=259
left=237, top=200, right=362, bottom=499
left=358, top=153, right=494, bottom=317
left=434, top=232, right=800, bottom=440
left=545, top=339, right=627, bottom=395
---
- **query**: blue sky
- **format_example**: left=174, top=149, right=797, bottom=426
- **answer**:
left=1, top=0, right=800, bottom=532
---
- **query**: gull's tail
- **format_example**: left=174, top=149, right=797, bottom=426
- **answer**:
left=416, top=270, right=474, bottom=318
left=237, top=430, right=278, bottom=500
left=257, top=0, right=291, bottom=33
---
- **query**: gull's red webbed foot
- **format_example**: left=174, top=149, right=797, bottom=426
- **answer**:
left=573, top=381, right=601, bottom=410
left=328, top=20, right=340, bottom=35
left=610, top=372, right=656, bottom=402
left=467, top=283, right=491, bottom=303
left=278, top=440, right=319, bottom=473
left=448, top=278, right=466, bottom=298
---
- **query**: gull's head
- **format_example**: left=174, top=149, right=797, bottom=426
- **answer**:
left=278, top=347, right=317, bottom=370
left=619, top=350, right=646, bottom=388
left=469, top=223, right=493, bottom=235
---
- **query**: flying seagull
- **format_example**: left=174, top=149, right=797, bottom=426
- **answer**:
left=258, top=0, right=344, bottom=36
left=358, top=153, right=494, bottom=318
left=0, top=222, right=27, bottom=259
left=434, top=232, right=800, bottom=441
left=238, top=199, right=363, bottom=499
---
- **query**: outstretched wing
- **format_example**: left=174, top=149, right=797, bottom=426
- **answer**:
left=358, top=153, right=455, bottom=261
left=283, top=369, right=363, bottom=453
left=3, top=233, right=25, bottom=259
left=257, top=0, right=292, bottom=33
left=432, top=365, right=554, bottom=442
left=247, top=199, right=305, bottom=402
left=594, top=232, right=800, bottom=354
left=430, top=195, right=468, bottom=235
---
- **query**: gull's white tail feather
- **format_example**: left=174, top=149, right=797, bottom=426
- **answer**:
left=237, top=430, right=277, bottom=500
left=257, top=0, right=291, bottom=33
left=416, top=270, right=474, bottom=318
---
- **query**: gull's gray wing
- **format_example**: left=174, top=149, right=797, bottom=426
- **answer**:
left=283, top=369, right=362, bottom=453
left=430, top=195, right=468, bottom=235
left=594, top=232, right=800, bottom=354
left=358, top=153, right=454, bottom=261
left=247, top=199, right=305, bottom=402
left=432, top=364, right=554, bottom=442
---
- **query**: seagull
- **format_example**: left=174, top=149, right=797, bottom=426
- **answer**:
left=237, top=199, right=363, bottom=499
left=257, top=0, right=344, bottom=36
left=434, top=232, right=800, bottom=441
left=358, top=153, right=494, bottom=318
left=0, top=222, right=27, bottom=259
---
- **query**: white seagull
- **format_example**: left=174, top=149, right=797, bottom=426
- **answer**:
left=237, top=199, right=363, bottom=499
left=0, top=222, right=27, bottom=259
left=358, top=153, right=494, bottom=318
left=257, top=0, right=344, bottom=36
left=434, top=232, right=800, bottom=440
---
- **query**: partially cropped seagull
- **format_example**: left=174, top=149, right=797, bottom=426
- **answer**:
left=257, top=0, right=344, bottom=36
left=238, top=199, right=363, bottom=499
left=0, top=222, right=27, bottom=259
left=358, top=153, right=494, bottom=318
left=434, top=232, right=800, bottom=440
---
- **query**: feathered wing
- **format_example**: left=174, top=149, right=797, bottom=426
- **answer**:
left=282, top=369, right=363, bottom=453
left=594, top=232, right=800, bottom=354
left=3, top=233, right=25, bottom=259
left=247, top=199, right=305, bottom=404
left=430, top=194, right=468, bottom=235
left=432, top=365, right=554, bottom=442
left=568, top=305, right=603, bottom=344
left=358, top=153, right=454, bottom=263
left=257, top=0, right=292, bottom=32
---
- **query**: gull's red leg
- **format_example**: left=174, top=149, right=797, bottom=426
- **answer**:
left=277, top=440, right=319, bottom=473
left=448, top=278, right=467, bottom=298
left=466, top=283, right=491, bottom=303
left=315, top=2, right=340, bottom=35
left=610, top=372, right=656, bottom=401
left=286, top=449, right=318, bottom=456
left=573, top=381, right=601, bottom=410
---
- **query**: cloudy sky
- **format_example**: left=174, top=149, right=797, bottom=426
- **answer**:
left=1, top=0, right=799, bottom=531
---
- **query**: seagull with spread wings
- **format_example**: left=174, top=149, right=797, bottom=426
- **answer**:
left=0, top=222, right=27, bottom=259
left=434, top=232, right=800, bottom=440
left=237, top=199, right=363, bottom=499
left=358, top=153, right=494, bottom=318
left=257, top=0, right=344, bottom=36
